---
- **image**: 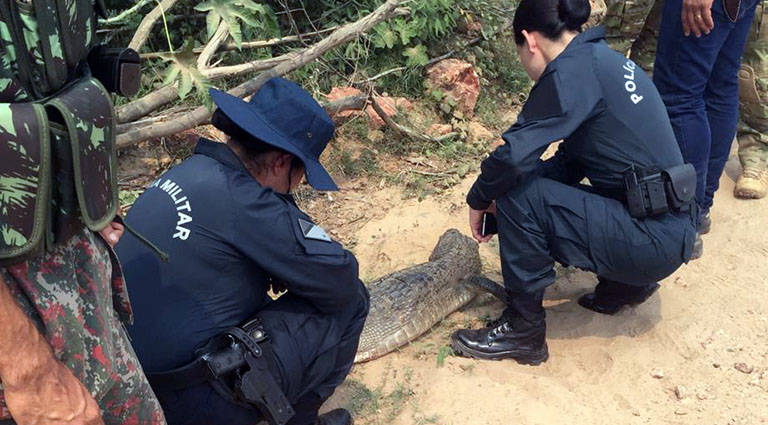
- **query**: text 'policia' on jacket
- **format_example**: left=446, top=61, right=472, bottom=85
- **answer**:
left=0, top=0, right=139, bottom=266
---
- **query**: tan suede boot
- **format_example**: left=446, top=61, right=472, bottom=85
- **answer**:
left=735, top=166, right=768, bottom=199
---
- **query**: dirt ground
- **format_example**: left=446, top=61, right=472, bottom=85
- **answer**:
left=317, top=153, right=768, bottom=425
left=118, top=129, right=767, bottom=425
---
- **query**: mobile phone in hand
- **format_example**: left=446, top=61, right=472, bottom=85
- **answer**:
left=481, top=212, right=497, bottom=236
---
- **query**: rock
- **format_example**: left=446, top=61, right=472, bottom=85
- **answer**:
left=734, top=363, right=754, bottom=374
left=651, top=369, right=665, bottom=379
left=467, top=121, right=494, bottom=144
left=713, top=363, right=721, bottom=368
left=426, top=59, right=481, bottom=117
left=675, top=385, right=690, bottom=400
left=427, top=124, right=453, bottom=137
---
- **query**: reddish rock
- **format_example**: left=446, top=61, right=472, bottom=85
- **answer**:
left=427, top=124, right=453, bottom=137
left=427, top=59, right=481, bottom=117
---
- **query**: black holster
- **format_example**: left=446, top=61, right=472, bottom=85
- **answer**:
left=623, top=163, right=696, bottom=219
left=147, top=318, right=295, bottom=425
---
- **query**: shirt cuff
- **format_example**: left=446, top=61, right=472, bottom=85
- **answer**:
left=466, top=185, right=491, bottom=210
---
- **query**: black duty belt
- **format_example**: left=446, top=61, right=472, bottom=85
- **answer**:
left=147, top=318, right=295, bottom=425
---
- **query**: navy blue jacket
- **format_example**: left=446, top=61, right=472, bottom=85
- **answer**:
left=467, top=27, right=683, bottom=210
left=116, top=139, right=366, bottom=372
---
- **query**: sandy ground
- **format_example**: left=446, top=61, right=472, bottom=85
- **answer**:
left=322, top=153, right=768, bottom=425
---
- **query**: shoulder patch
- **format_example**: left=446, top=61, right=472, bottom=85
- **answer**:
left=298, top=218, right=332, bottom=242
left=520, top=71, right=564, bottom=123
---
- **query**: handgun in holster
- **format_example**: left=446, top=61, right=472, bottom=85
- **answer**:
left=147, top=319, right=295, bottom=425
left=210, top=324, right=295, bottom=425
left=87, top=45, right=141, bottom=97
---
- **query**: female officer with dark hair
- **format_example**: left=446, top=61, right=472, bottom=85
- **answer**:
left=451, top=0, right=697, bottom=365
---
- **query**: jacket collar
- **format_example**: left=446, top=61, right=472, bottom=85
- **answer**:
left=195, top=138, right=249, bottom=174
left=568, top=26, right=606, bottom=48
left=194, top=137, right=300, bottom=206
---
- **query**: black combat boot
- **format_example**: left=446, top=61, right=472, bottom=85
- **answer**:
left=698, top=208, right=711, bottom=235
left=578, top=278, right=660, bottom=315
left=450, top=290, right=549, bottom=365
left=315, top=409, right=353, bottom=425
left=287, top=394, right=353, bottom=425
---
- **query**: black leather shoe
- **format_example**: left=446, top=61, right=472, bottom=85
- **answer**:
left=578, top=281, right=660, bottom=315
left=690, top=233, right=703, bottom=260
left=451, top=318, right=549, bottom=365
left=316, top=409, right=353, bottom=425
left=698, top=209, right=711, bottom=234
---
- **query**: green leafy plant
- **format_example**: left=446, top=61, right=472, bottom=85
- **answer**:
left=194, top=0, right=278, bottom=48
left=160, top=40, right=211, bottom=101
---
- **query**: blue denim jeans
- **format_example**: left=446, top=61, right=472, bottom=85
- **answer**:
left=653, top=0, right=759, bottom=212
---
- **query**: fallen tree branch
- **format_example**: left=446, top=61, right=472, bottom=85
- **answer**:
left=100, top=0, right=154, bottom=26
left=128, top=0, right=180, bottom=52
left=198, top=21, right=230, bottom=70
left=117, top=84, right=179, bottom=124
left=116, top=52, right=297, bottom=123
left=203, top=53, right=298, bottom=79
left=140, top=27, right=337, bottom=59
left=369, top=95, right=444, bottom=145
left=117, top=0, right=408, bottom=148
left=116, top=93, right=368, bottom=149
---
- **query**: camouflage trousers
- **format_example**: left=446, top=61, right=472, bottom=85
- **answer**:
left=738, top=4, right=768, bottom=171
left=0, top=230, right=165, bottom=425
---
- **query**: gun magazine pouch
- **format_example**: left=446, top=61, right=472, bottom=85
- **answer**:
left=0, top=78, right=118, bottom=266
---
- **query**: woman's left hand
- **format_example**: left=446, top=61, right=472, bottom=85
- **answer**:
left=469, top=201, right=497, bottom=244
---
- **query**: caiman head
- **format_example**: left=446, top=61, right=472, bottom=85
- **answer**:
left=428, top=229, right=482, bottom=275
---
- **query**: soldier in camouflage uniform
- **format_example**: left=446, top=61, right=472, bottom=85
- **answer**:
left=0, top=0, right=166, bottom=424
left=589, top=0, right=662, bottom=70
left=735, top=5, right=768, bottom=199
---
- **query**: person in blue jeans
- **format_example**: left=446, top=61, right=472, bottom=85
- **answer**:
left=653, top=0, right=760, bottom=257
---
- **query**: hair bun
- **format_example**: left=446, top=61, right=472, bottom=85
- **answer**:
left=558, top=0, right=591, bottom=30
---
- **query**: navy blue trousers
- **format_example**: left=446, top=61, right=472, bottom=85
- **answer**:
left=653, top=0, right=759, bottom=211
left=155, top=291, right=369, bottom=425
left=496, top=178, right=696, bottom=302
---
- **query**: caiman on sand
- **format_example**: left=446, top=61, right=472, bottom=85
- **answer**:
left=355, top=229, right=505, bottom=363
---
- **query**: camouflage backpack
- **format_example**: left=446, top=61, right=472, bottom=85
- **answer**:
left=0, top=0, right=128, bottom=266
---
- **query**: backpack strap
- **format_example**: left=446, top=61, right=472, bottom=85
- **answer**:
left=0, top=0, right=39, bottom=98
left=0, top=102, right=51, bottom=265
left=33, top=0, right=69, bottom=90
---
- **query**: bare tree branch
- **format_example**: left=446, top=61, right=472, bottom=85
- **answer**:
left=100, top=0, right=154, bottom=26
left=198, top=21, right=230, bottom=70
left=117, top=0, right=408, bottom=149
left=140, top=27, right=337, bottom=59
left=202, top=53, right=298, bottom=79
left=117, top=84, right=179, bottom=124
left=369, top=96, right=444, bottom=144
left=128, top=0, right=180, bottom=52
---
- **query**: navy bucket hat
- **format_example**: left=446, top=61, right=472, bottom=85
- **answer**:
left=210, top=77, right=338, bottom=191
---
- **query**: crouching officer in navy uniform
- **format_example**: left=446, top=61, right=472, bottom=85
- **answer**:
left=115, top=77, right=370, bottom=425
left=450, top=0, right=697, bottom=365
